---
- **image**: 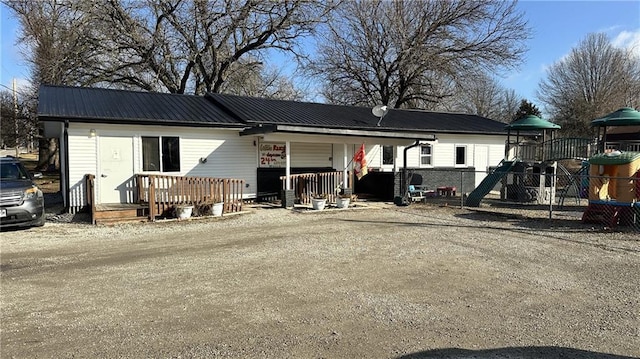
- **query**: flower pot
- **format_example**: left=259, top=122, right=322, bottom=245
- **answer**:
left=212, top=202, right=224, bottom=217
left=176, top=205, right=194, bottom=219
left=311, top=198, right=326, bottom=210
left=336, top=197, right=350, bottom=208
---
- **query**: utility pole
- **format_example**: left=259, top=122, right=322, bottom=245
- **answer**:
left=13, top=78, right=19, bottom=157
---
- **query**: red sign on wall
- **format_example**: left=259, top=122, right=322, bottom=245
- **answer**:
left=259, top=143, right=286, bottom=167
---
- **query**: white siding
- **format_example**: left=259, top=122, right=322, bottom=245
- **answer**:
left=331, top=144, right=348, bottom=170
left=400, top=134, right=506, bottom=170
left=290, top=142, right=332, bottom=167
left=64, top=121, right=509, bottom=206
left=179, top=129, right=256, bottom=189
left=66, top=123, right=258, bottom=207
left=433, top=142, right=455, bottom=167
left=365, top=144, right=383, bottom=168
left=138, top=127, right=257, bottom=196
left=403, top=142, right=439, bottom=168
left=67, top=124, right=98, bottom=210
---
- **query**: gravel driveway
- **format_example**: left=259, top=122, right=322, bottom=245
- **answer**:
left=1, top=204, right=639, bottom=358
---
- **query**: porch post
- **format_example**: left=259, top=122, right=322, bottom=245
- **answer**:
left=343, top=143, right=349, bottom=189
left=285, top=140, right=291, bottom=190
left=281, top=140, right=294, bottom=208
left=393, top=145, right=398, bottom=172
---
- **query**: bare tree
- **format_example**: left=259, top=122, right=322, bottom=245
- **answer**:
left=439, top=73, right=503, bottom=118
left=8, top=1, right=105, bottom=87
left=89, top=0, right=334, bottom=95
left=500, top=89, right=522, bottom=123
left=310, top=0, right=530, bottom=109
left=9, top=0, right=335, bottom=97
left=6, top=0, right=102, bottom=169
left=7, top=0, right=334, bottom=168
left=537, top=33, right=640, bottom=137
left=0, top=90, right=30, bottom=148
left=219, top=59, right=306, bottom=101
left=434, top=74, right=526, bottom=123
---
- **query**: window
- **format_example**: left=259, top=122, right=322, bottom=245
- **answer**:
left=382, top=145, right=394, bottom=165
left=420, top=144, right=432, bottom=166
left=142, top=136, right=180, bottom=172
left=455, top=146, right=466, bottom=166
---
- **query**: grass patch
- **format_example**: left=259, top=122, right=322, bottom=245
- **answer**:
left=18, top=154, right=60, bottom=194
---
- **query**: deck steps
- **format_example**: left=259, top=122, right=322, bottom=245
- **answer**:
left=95, top=216, right=147, bottom=225
left=93, top=204, right=148, bottom=225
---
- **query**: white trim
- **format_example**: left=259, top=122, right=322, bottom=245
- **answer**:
left=264, top=124, right=437, bottom=140
left=455, top=145, right=467, bottom=167
left=381, top=145, right=395, bottom=170
left=419, top=144, right=433, bottom=168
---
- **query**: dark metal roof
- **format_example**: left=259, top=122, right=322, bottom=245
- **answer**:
left=38, top=85, right=244, bottom=127
left=37, top=85, right=509, bottom=135
left=207, top=93, right=508, bottom=135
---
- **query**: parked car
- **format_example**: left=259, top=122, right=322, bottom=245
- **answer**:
left=0, top=156, right=45, bottom=228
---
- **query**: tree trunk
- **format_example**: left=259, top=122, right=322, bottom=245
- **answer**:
left=37, top=136, right=59, bottom=171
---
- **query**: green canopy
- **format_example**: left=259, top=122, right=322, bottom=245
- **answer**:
left=592, top=107, right=640, bottom=127
left=506, top=115, right=561, bottom=131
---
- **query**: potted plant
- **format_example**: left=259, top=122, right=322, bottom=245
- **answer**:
left=334, top=183, right=352, bottom=209
left=336, top=193, right=351, bottom=208
left=311, top=193, right=327, bottom=210
left=211, top=202, right=224, bottom=216
left=211, top=185, right=224, bottom=216
left=175, top=205, right=194, bottom=219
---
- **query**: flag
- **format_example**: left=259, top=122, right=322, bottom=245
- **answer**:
left=353, top=144, right=368, bottom=180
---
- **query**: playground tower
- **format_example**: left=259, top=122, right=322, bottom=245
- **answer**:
left=583, top=107, right=640, bottom=227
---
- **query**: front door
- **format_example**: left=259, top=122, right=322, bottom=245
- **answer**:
left=98, top=136, right=134, bottom=203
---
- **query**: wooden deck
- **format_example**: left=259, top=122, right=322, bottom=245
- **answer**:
left=85, top=173, right=245, bottom=225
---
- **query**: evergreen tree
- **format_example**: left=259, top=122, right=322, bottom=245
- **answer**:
left=512, top=99, right=542, bottom=122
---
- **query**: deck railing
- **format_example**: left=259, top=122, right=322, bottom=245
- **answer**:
left=543, top=138, right=595, bottom=161
left=508, top=138, right=596, bottom=162
left=136, top=174, right=244, bottom=220
left=606, top=140, right=640, bottom=152
left=280, top=171, right=346, bottom=204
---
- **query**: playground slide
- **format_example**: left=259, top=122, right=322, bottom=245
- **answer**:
left=465, top=160, right=518, bottom=207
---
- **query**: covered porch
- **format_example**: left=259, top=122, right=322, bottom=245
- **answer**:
left=243, top=126, right=434, bottom=207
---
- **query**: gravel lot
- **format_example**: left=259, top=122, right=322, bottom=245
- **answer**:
left=1, top=203, right=639, bottom=358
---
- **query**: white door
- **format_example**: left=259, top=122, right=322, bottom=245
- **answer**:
left=98, top=137, right=134, bottom=203
left=474, top=145, right=489, bottom=188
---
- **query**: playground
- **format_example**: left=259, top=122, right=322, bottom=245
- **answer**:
left=457, top=108, right=640, bottom=231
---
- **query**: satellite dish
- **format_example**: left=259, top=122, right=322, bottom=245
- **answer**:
left=372, top=105, right=389, bottom=126
left=372, top=105, right=388, bottom=118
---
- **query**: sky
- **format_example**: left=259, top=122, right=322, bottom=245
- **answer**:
left=1, top=1, right=639, bottom=108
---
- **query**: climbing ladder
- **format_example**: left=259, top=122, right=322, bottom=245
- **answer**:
left=465, top=160, right=518, bottom=207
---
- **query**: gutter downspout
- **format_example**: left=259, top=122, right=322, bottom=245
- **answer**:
left=401, top=140, right=422, bottom=202
left=63, top=120, right=70, bottom=212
